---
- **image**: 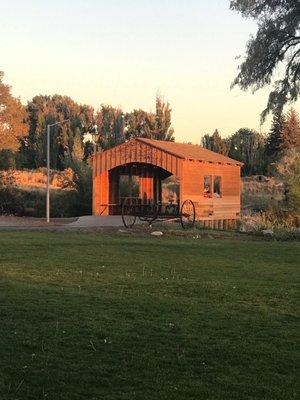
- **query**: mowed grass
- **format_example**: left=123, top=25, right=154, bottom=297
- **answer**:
left=0, top=232, right=299, bottom=400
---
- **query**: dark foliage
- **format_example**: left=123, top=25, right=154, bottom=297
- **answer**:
left=228, top=128, right=266, bottom=175
left=201, top=129, right=229, bottom=155
left=265, top=111, right=286, bottom=159
left=0, top=187, right=79, bottom=217
left=22, top=95, right=93, bottom=170
left=230, top=0, right=300, bottom=121
left=65, top=159, right=92, bottom=216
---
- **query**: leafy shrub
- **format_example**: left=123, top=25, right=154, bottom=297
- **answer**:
left=239, top=207, right=299, bottom=241
left=276, top=149, right=300, bottom=213
left=67, top=160, right=92, bottom=215
left=286, top=155, right=300, bottom=212
left=0, top=187, right=79, bottom=217
left=0, top=150, right=16, bottom=170
left=271, top=228, right=299, bottom=241
left=241, top=176, right=284, bottom=212
left=0, top=160, right=92, bottom=217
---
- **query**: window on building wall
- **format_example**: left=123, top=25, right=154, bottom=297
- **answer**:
left=204, top=176, right=211, bottom=197
left=213, top=176, right=222, bottom=198
left=204, top=175, right=222, bottom=198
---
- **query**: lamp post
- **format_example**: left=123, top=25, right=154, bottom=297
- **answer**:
left=90, top=124, right=99, bottom=216
left=91, top=124, right=99, bottom=155
left=46, top=119, right=69, bottom=223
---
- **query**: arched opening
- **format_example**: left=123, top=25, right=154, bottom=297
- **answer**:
left=107, top=162, right=176, bottom=214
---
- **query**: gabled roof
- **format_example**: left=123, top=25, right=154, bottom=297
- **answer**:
left=136, top=138, right=243, bottom=166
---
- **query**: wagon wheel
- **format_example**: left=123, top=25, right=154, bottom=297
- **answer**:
left=121, top=198, right=137, bottom=228
left=180, top=199, right=195, bottom=229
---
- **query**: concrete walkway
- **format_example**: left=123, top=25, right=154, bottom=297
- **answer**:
left=67, top=215, right=128, bottom=228
left=0, top=215, right=144, bottom=230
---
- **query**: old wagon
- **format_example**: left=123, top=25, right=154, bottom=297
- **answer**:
left=121, top=197, right=195, bottom=229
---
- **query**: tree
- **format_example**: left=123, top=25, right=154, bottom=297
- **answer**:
left=125, top=95, right=174, bottom=141
left=265, top=111, right=286, bottom=159
left=230, top=0, right=300, bottom=121
left=287, top=154, right=300, bottom=212
left=201, top=129, right=229, bottom=155
left=0, top=71, right=28, bottom=152
left=125, top=109, right=155, bottom=140
left=83, top=140, right=94, bottom=161
left=228, top=128, right=266, bottom=175
left=95, top=105, right=125, bottom=150
left=24, top=95, right=94, bottom=169
left=72, top=127, right=84, bottom=161
left=0, top=149, right=16, bottom=170
left=280, top=107, right=300, bottom=150
left=276, top=148, right=300, bottom=212
left=154, top=95, right=174, bottom=141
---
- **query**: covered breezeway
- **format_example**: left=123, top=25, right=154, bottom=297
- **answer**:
left=92, top=138, right=242, bottom=223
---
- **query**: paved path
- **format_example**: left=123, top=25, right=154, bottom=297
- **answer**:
left=0, top=215, right=142, bottom=230
left=67, top=215, right=128, bottom=228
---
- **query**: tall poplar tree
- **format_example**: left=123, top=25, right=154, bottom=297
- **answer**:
left=72, top=127, right=84, bottom=161
left=201, top=129, right=228, bottom=155
left=24, top=95, right=94, bottom=169
left=154, top=95, right=174, bottom=141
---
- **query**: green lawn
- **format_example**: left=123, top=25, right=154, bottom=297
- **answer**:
left=0, top=232, right=299, bottom=400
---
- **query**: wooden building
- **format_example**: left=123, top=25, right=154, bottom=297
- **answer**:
left=92, top=138, right=242, bottom=222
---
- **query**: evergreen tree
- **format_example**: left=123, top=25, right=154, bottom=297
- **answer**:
left=265, top=112, right=286, bottom=158
left=281, top=108, right=300, bottom=151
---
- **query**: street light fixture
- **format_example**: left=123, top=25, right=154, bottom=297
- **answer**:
left=91, top=124, right=99, bottom=154
left=46, top=119, right=69, bottom=223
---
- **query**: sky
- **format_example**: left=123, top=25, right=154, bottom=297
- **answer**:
left=0, top=0, right=290, bottom=143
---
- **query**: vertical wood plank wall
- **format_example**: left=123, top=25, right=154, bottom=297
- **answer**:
left=139, top=177, right=154, bottom=201
left=93, top=171, right=109, bottom=215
